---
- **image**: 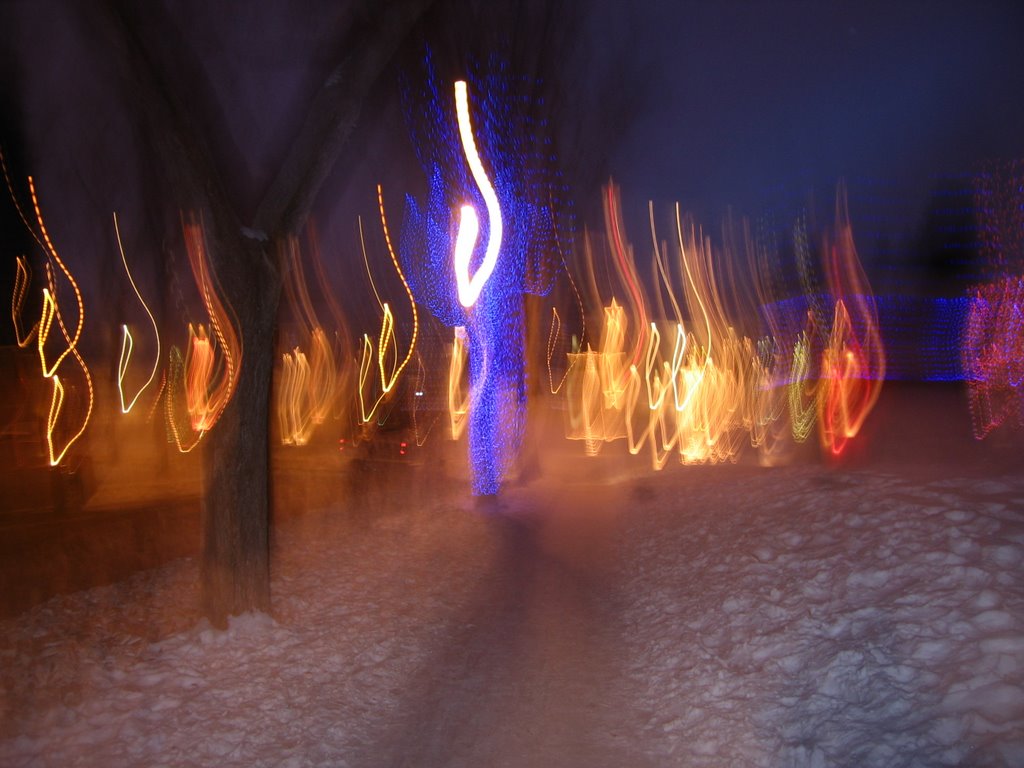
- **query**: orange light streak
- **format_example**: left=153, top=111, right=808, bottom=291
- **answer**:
left=279, top=347, right=313, bottom=446
left=11, top=256, right=38, bottom=347
left=816, top=184, right=885, bottom=456
left=181, top=215, right=241, bottom=436
left=25, top=178, right=94, bottom=466
left=277, top=234, right=338, bottom=445
left=605, top=184, right=648, bottom=377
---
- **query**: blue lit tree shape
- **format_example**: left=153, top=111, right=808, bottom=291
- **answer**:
left=399, top=57, right=569, bottom=495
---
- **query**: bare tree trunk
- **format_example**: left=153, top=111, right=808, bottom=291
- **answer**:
left=92, top=0, right=435, bottom=624
left=200, top=235, right=280, bottom=623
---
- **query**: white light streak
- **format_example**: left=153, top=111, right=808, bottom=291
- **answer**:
left=453, top=80, right=502, bottom=308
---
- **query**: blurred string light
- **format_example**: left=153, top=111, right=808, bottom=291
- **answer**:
left=453, top=81, right=502, bottom=309
left=545, top=307, right=576, bottom=394
left=788, top=331, right=817, bottom=443
left=113, top=212, right=161, bottom=414
left=35, top=183, right=94, bottom=466
left=565, top=299, right=628, bottom=455
left=543, top=232, right=587, bottom=397
left=278, top=345, right=312, bottom=445
left=4, top=164, right=95, bottom=467
left=353, top=185, right=419, bottom=428
left=184, top=323, right=217, bottom=431
left=399, top=55, right=570, bottom=495
left=4, top=150, right=45, bottom=350
left=303, top=225, right=357, bottom=424
left=165, top=344, right=202, bottom=453
left=11, top=256, right=37, bottom=347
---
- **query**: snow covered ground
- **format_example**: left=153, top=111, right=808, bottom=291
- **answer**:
left=2, top=397, right=1024, bottom=766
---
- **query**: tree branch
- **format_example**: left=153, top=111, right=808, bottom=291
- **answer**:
left=92, top=0, right=242, bottom=243
left=252, top=0, right=435, bottom=236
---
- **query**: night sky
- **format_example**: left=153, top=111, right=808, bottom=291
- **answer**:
left=597, top=1, right=1024, bottom=222
left=2, top=0, right=1024, bottom=338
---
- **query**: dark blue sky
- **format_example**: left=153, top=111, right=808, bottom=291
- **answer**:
left=598, top=1, right=1024, bottom=220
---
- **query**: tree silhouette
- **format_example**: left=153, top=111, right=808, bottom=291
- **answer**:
left=88, top=0, right=433, bottom=624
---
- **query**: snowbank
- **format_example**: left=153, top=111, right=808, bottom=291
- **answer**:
left=2, top=458, right=1022, bottom=766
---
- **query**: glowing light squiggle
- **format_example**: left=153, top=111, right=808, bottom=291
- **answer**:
left=377, top=184, right=419, bottom=392
left=29, top=178, right=94, bottom=466
left=453, top=80, right=502, bottom=308
left=114, top=212, right=161, bottom=414
left=564, top=183, right=825, bottom=468
left=354, top=190, right=420, bottom=426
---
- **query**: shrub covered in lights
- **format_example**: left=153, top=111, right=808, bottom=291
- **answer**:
left=398, top=55, right=571, bottom=495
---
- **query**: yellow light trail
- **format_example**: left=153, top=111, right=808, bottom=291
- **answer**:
left=563, top=187, right=801, bottom=469
left=113, top=212, right=162, bottom=414
left=277, top=234, right=338, bottom=445
left=448, top=326, right=470, bottom=439
left=279, top=347, right=313, bottom=446
left=377, top=184, right=419, bottom=393
left=28, top=178, right=94, bottom=466
left=354, top=187, right=421, bottom=426
left=30, top=179, right=84, bottom=372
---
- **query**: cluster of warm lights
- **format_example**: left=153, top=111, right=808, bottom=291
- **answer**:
left=12, top=75, right=1022, bottom=491
left=5, top=153, right=94, bottom=467
left=560, top=182, right=885, bottom=465
left=113, top=212, right=243, bottom=454
left=155, top=215, right=243, bottom=452
left=277, top=231, right=344, bottom=447
left=0, top=158, right=886, bottom=487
